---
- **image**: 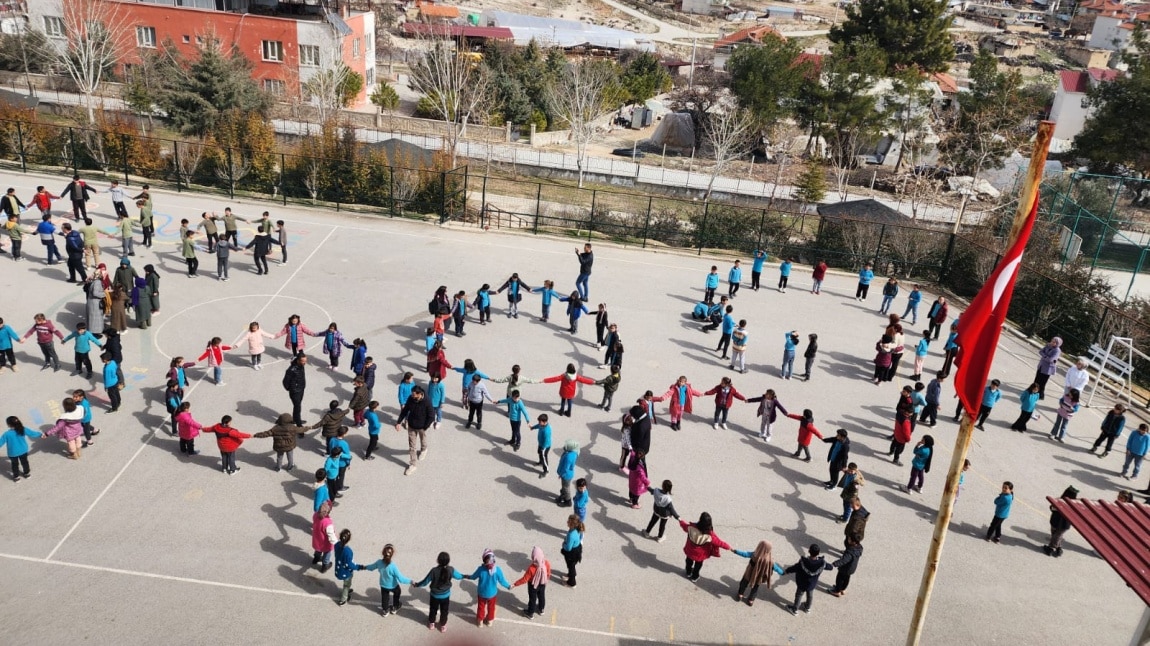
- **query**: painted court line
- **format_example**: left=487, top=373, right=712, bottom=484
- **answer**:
left=45, top=226, right=339, bottom=562
left=0, top=552, right=665, bottom=642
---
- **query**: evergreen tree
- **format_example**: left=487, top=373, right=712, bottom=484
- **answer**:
left=619, top=51, right=672, bottom=104
left=727, top=34, right=807, bottom=134
left=156, top=44, right=272, bottom=137
left=793, top=157, right=828, bottom=206
left=829, top=0, right=954, bottom=74
left=1073, top=33, right=1150, bottom=175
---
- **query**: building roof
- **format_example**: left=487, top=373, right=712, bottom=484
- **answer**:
left=1078, top=0, right=1126, bottom=13
left=402, top=22, right=514, bottom=40
left=419, top=3, right=460, bottom=18
left=931, top=72, right=959, bottom=94
left=482, top=10, right=653, bottom=51
left=714, top=25, right=783, bottom=48
left=1060, top=68, right=1121, bottom=93
left=817, top=199, right=906, bottom=224
left=1048, top=497, right=1150, bottom=606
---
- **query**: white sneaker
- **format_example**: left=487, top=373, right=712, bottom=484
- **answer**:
left=765, top=434, right=773, bottom=442
left=721, top=423, right=728, bottom=430
left=712, top=423, right=719, bottom=429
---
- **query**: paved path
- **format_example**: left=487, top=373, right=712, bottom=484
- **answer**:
left=0, top=168, right=1143, bottom=645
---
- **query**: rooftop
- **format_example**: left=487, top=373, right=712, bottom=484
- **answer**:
left=714, top=25, right=783, bottom=48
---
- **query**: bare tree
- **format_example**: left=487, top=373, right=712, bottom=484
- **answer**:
left=407, top=36, right=490, bottom=167
left=547, top=60, right=617, bottom=188
left=57, top=0, right=136, bottom=124
left=302, top=29, right=353, bottom=126
left=174, top=137, right=207, bottom=187
left=701, top=99, right=756, bottom=200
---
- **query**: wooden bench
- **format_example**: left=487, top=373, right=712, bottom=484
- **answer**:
left=1086, top=343, right=1134, bottom=396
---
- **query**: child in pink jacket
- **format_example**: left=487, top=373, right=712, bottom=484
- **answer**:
left=627, top=450, right=650, bottom=508
left=660, top=376, right=702, bottom=431
left=704, top=377, right=746, bottom=430
left=46, top=398, right=85, bottom=460
left=543, top=363, right=595, bottom=417
left=242, top=321, right=275, bottom=370
left=175, top=401, right=202, bottom=456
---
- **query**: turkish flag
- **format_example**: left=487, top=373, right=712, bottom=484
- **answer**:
left=953, top=196, right=1039, bottom=417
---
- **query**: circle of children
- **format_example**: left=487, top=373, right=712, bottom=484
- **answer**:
left=3, top=186, right=1149, bottom=628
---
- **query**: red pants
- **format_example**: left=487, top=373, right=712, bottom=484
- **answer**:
left=353, top=409, right=365, bottom=426
left=476, top=596, right=497, bottom=623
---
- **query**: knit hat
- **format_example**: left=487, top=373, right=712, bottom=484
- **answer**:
left=482, top=548, right=495, bottom=571
left=564, top=439, right=580, bottom=452
left=120, top=257, right=130, bottom=266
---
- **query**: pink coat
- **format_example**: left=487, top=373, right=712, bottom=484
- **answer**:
left=48, top=417, right=84, bottom=441
left=176, top=411, right=202, bottom=440
left=275, top=323, right=318, bottom=351
left=244, top=329, right=275, bottom=355
left=628, top=460, right=650, bottom=497
left=662, top=383, right=702, bottom=416
left=311, top=513, right=334, bottom=552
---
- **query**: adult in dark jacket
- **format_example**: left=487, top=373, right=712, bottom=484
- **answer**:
left=112, top=258, right=139, bottom=299
left=61, top=223, right=87, bottom=283
left=629, top=404, right=652, bottom=455
left=1034, top=336, right=1062, bottom=399
left=252, top=412, right=309, bottom=471
left=927, top=297, right=948, bottom=340
left=823, top=429, right=851, bottom=489
left=829, top=535, right=863, bottom=596
left=245, top=227, right=281, bottom=275
left=575, top=243, right=593, bottom=300
left=60, top=174, right=96, bottom=220
left=283, top=353, right=308, bottom=426
left=1043, top=486, right=1078, bottom=557
left=784, top=544, right=833, bottom=614
left=0, top=187, right=25, bottom=219
left=395, top=386, right=434, bottom=475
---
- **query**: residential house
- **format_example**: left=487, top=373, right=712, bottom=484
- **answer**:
left=1087, top=12, right=1149, bottom=52
left=680, top=0, right=729, bottom=16
left=980, top=36, right=1037, bottom=57
left=27, top=0, right=376, bottom=108
left=417, top=2, right=461, bottom=23
left=712, top=25, right=783, bottom=71
left=1049, top=67, right=1121, bottom=151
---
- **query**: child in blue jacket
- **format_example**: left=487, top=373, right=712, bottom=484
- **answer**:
left=530, top=279, right=559, bottom=322
left=532, top=414, right=552, bottom=477
left=466, top=549, right=512, bottom=626
left=704, top=265, right=720, bottom=303
left=414, top=552, right=465, bottom=631
left=556, top=438, right=580, bottom=506
left=558, top=292, right=590, bottom=335
left=0, top=316, right=20, bottom=371
left=974, top=379, right=1001, bottom=430
left=2, top=416, right=42, bottom=481
left=778, top=258, right=792, bottom=292
left=728, top=260, right=742, bottom=298
left=362, top=543, right=412, bottom=615
left=985, top=481, right=1013, bottom=543
left=334, top=529, right=359, bottom=606
left=1010, top=383, right=1040, bottom=433
left=364, top=401, right=382, bottom=459
left=751, top=249, right=766, bottom=290
left=62, top=321, right=102, bottom=378
left=495, top=389, right=530, bottom=451
left=428, top=374, right=446, bottom=428
left=397, top=372, right=416, bottom=407
left=473, top=284, right=493, bottom=324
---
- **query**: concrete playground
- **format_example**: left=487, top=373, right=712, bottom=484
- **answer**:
left=0, top=169, right=1143, bottom=646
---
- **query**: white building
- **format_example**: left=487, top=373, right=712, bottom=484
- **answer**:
left=1049, top=68, right=1121, bottom=152
left=1088, top=14, right=1138, bottom=52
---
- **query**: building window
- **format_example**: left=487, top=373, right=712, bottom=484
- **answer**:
left=44, top=15, right=65, bottom=37
left=299, top=44, right=320, bottom=67
left=352, top=38, right=360, bottom=58
left=136, top=26, right=156, bottom=48
left=261, top=40, right=284, bottom=62
left=365, top=68, right=374, bottom=85
left=182, top=35, right=190, bottom=44
left=263, top=78, right=285, bottom=95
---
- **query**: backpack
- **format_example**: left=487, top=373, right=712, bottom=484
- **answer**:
left=428, top=299, right=439, bottom=316
left=687, top=526, right=712, bottom=546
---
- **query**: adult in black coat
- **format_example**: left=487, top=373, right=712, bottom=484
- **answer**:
left=629, top=404, right=652, bottom=455
left=824, top=429, right=851, bottom=489
left=60, top=174, right=96, bottom=220
left=283, top=353, right=308, bottom=426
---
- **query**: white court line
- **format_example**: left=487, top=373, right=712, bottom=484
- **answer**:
left=0, top=551, right=664, bottom=642
left=44, top=226, right=339, bottom=562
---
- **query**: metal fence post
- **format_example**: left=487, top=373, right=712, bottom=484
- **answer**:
left=939, top=232, right=957, bottom=285
left=173, top=141, right=182, bottom=192
left=438, top=171, right=446, bottom=223
left=389, top=166, right=396, bottom=217
left=756, top=208, right=767, bottom=250
left=481, top=174, right=487, bottom=220
left=280, top=153, right=287, bottom=206
left=642, top=196, right=652, bottom=249
left=15, top=121, right=25, bottom=173
left=873, top=223, right=887, bottom=268
left=68, top=127, right=76, bottom=173
left=588, top=189, right=596, bottom=243
left=121, top=133, right=130, bottom=184
left=533, top=183, right=541, bottom=235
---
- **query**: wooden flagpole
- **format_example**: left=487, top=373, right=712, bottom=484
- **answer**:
left=904, top=120, right=1056, bottom=646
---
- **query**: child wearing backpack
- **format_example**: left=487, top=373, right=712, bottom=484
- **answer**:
left=413, top=552, right=465, bottom=631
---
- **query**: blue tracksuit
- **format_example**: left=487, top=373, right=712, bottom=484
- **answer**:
left=982, top=387, right=1001, bottom=408
left=0, top=428, right=43, bottom=457
left=780, top=261, right=792, bottom=277
left=63, top=330, right=103, bottom=354
left=1019, top=390, right=1039, bottom=413
left=557, top=449, right=577, bottom=480
left=728, top=266, right=742, bottom=284
left=858, top=269, right=874, bottom=285
left=752, top=251, right=766, bottom=273
left=534, top=423, right=552, bottom=449
left=993, top=493, right=1013, bottom=518
left=467, top=565, right=511, bottom=598
left=496, top=398, right=529, bottom=422
left=0, top=324, right=18, bottom=350
left=366, top=410, right=381, bottom=435
left=705, top=273, right=720, bottom=289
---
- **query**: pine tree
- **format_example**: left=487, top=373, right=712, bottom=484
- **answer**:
left=829, top=0, right=954, bottom=74
left=793, top=157, right=828, bottom=207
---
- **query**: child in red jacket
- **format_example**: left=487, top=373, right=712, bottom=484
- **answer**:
left=704, top=377, right=745, bottom=430
left=543, top=363, right=595, bottom=417
left=197, top=336, right=233, bottom=386
left=788, top=409, right=823, bottom=462
left=204, top=415, right=251, bottom=475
